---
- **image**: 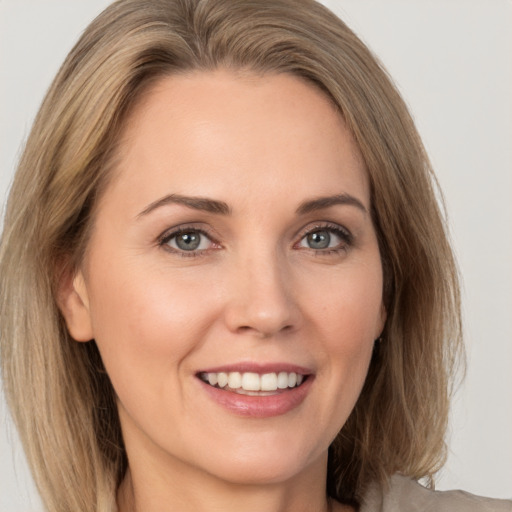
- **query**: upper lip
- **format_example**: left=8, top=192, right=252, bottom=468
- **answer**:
left=196, top=362, right=313, bottom=375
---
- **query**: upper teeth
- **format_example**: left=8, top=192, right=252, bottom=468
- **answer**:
left=201, top=371, right=304, bottom=392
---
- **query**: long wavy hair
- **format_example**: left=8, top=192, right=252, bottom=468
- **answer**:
left=0, top=0, right=462, bottom=510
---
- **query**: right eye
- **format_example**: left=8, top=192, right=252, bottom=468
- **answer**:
left=160, top=228, right=215, bottom=255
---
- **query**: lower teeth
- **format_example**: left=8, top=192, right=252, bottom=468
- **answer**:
left=231, top=388, right=280, bottom=396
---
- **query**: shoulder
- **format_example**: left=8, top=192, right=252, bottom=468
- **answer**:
left=359, top=474, right=512, bottom=512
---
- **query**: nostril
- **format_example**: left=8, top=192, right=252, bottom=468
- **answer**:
left=236, top=323, right=294, bottom=337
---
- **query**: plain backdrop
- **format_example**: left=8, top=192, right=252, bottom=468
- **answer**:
left=1, top=1, right=511, bottom=510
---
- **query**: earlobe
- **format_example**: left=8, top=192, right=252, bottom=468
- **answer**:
left=57, top=269, right=94, bottom=342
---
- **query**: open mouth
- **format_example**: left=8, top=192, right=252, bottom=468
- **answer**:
left=198, top=371, right=309, bottom=396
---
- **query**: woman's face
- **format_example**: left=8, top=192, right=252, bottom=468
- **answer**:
left=63, top=71, right=385, bottom=486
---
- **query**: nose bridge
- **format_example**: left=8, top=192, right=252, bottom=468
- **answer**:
left=224, top=240, right=299, bottom=337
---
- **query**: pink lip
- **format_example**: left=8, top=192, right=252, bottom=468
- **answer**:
left=197, top=362, right=312, bottom=375
left=197, top=370, right=314, bottom=419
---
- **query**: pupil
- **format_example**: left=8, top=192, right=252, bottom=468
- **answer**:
left=308, top=231, right=330, bottom=249
left=176, top=232, right=200, bottom=251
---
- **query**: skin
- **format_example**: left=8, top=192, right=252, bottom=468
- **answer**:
left=60, top=70, right=386, bottom=512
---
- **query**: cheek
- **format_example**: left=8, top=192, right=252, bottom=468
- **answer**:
left=303, top=260, right=382, bottom=389
left=304, top=259, right=383, bottom=340
left=85, top=258, right=220, bottom=394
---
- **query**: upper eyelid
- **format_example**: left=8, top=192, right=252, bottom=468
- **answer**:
left=158, top=224, right=218, bottom=244
left=296, top=221, right=352, bottom=239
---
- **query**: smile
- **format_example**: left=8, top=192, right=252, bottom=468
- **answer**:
left=196, top=366, right=314, bottom=417
left=198, top=371, right=306, bottom=395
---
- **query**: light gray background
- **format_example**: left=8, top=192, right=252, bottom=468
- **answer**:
left=1, top=1, right=511, bottom=510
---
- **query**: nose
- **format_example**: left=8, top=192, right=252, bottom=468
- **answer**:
left=223, top=252, right=301, bottom=338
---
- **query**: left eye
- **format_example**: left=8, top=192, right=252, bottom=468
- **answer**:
left=165, top=230, right=212, bottom=252
left=298, top=228, right=347, bottom=250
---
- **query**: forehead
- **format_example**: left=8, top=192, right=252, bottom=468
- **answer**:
left=104, top=69, right=369, bottom=215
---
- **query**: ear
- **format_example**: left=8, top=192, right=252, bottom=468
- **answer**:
left=57, top=268, right=94, bottom=342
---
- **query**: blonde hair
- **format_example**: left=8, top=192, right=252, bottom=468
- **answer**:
left=0, top=0, right=462, bottom=510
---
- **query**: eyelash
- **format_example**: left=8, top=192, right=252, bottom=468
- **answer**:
left=158, top=226, right=218, bottom=258
left=296, top=223, right=353, bottom=255
left=157, top=223, right=353, bottom=258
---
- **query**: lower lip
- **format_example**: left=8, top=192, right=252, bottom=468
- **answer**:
left=198, top=377, right=313, bottom=418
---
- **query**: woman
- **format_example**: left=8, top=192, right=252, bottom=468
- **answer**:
left=0, top=0, right=510, bottom=511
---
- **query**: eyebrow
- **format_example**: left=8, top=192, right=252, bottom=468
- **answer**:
left=137, top=192, right=367, bottom=219
left=295, top=194, right=367, bottom=215
left=137, top=194, right=231, bottom=218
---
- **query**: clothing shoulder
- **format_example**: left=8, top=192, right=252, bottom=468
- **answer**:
left=360, top=474, right=512, bottom=512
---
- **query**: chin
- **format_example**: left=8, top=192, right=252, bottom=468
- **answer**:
left=193, top=438, right=326, bottom=486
